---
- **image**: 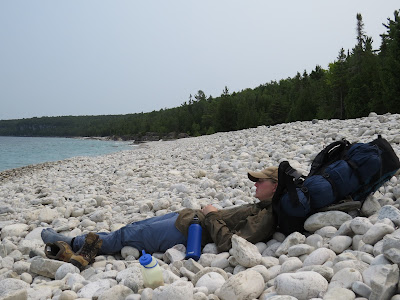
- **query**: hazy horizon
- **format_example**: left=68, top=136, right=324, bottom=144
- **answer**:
left=1, top=1, right=399, bottom=121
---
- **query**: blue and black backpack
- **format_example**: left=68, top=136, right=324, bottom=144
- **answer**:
left=272, top=135, right=400, bottom=235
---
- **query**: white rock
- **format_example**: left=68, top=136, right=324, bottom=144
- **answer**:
left=329, top=267, right=362, bottom=289
left=153, top=280, right=194, bottom=300
left=1, top=223, right=29, bottom=239
left=39, top=207, right=59, bottom=223
left=231, top=234, right=262, bottom=267
left=378, top=205, right=400, bottom=226
left=363, top=223, right=395, bottom=245
left=350, top=217, right=373, bottom=235
left=328, top=236, right=352, bottom=254
left=217, top=269, right=264, bottom=300
left=280, top=257, right=303, bottom=274
left=164, top=244, right=186, bottom=263
left=0, top=278, right=30, bottom=299
left=55, top=263, right=80, bottom=280
left=97, top=285, right=133, bottom=300
left=121, top=246, right=140, bottom=259
left=303, top=248, right=336, bottom=266
left=275, top=232, right=306, bottom=256
left=195, top=272, right=226, bottom=293
left=323, top=287, right=356, bottom=300
left=287, top=244, right=314, bottom=257
left=77, top=279, right=112, bottom=299
left=304, top=212, right=352, bottom=232
left=274, top=271, right=328, bottom=300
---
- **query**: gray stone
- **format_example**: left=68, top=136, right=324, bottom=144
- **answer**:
left=263, top=242, right=282, bottom=257
left=361, top=196, right=382, bottom=216
left=288, top=244, right=314, bottom=257
left=382, top=235, right=400, bottom=263
left=98, top=285, right=133, bottom=300
left=191, top=267, right=228, bottom=286
left=77, top=279, right=113, bottom=298
left=231, top=234, right=262, bottom=267
left=20, top=272, right=33, bottom=284
left=197, top=253, right=216, bottom=267
left=183, top=258, right=204, bottom=273
left=328, top=236, right=352, bottom=254
left=305, top=234, right=323, bottom=250
left=280, top=257, right=303, bottom=274
left=55, top=263, right=80, bottom=280
left=29, top=257, right=64, bottom=279
left=351, top=281, right=372, bottom=299
left=64, top=273, right=86, bottom=290
left=164, top=244, right=186, bottom=263
left=1, top=224, right=29, bottom=239
left=179, top=266, right=195, bottom=281
left=261, top=256, right=280, bottom=268
left=202, top=243, right=218, bottom=254
left=59, top=290, right=78, bottom=300
left=350, top=217, right=373, bottom=235
left=369, top=264, right=399, bottom=300
left=0, top=278, right=30, bottom=299
left=303, top=247, right=336, bottom=266
left=152, top=280, right=194, bottom=300
left=274, top=271, right=328, bottom=300
left=17, top=239, right=44, bottom=255
left=335, top=220, right=353, bottom=236
left=38, top=207, right=59, bottom=223
left=121, top=246, right=140, bottom=259
left=195, top=271, right=226, bottom=293
left=332, top=260, right=369, bottom=275
left=12, top=261, right=30, bottom=275
left=304, top=211, right=352, bottom=232
left=329, top=267, right=362, bottom=289
left=276, top=232, right=306, bottom=256
left=363, top=223, right=395, bottom=245
left=378, top=206, right=400, bottom=226
left=297, top=265, right=334, bottom=281
left=217, top=269, right=264, bottom=300
left=315, top=226, right=337, bottom=238
left=323, top=287, right=355, bottom=300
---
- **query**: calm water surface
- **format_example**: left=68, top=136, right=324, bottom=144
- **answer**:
left=0, top=136, right=135, bottom=172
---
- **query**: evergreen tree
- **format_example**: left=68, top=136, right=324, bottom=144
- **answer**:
left=379, top=10, right=400, bottom=113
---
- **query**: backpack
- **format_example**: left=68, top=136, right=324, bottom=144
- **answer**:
left=272, top=135, right=400, bottom=235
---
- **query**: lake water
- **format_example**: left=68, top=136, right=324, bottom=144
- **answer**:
left=0, top=136, right=135, bottom=172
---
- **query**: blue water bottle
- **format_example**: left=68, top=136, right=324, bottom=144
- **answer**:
left=186, top=214, right=202, bottom=261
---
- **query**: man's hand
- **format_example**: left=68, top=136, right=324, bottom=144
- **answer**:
left=202, top=204, right=218, bottom=215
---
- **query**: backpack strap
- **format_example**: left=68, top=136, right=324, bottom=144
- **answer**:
left=272, top=161, right=305, bottom=208
left=309, top=139, right=351, bottom=177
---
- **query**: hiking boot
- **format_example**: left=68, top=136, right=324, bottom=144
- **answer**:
left=45, top=241, right=74, bottom=262
left=69, top=232, right=103, bottom=270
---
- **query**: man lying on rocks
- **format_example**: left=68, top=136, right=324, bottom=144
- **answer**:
left=41, top=166, right=278, bottom=269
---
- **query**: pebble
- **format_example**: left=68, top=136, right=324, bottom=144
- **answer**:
left=0, top=113, right=400, bottom=299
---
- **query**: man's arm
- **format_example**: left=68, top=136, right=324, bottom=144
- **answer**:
left=202, top=204, right=276, bottom=252
left=203, top=206, right=235, bottom=252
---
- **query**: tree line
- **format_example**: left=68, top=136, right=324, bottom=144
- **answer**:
left=0, top=11, right=399, bottom=140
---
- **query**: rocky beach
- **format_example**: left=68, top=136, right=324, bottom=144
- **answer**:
left=1, top=112, right=400, bottom=300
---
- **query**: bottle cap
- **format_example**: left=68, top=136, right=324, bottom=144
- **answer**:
left=191, top=214, right=200, bottom=224
left=139, top=250, right=152, bottom=266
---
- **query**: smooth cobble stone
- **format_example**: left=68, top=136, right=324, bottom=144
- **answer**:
left=0, top=113, right=399, bottom=300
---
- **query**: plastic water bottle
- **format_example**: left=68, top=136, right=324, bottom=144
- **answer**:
left=139, top=250, right=164, bottom=289
left=185, top=214, right=202, bottom=261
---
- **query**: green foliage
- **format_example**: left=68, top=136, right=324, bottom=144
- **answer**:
left=1, top=11, right=399, bottom=138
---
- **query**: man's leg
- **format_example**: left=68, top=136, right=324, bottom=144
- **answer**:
left=72, top=212, right=187, bottom=254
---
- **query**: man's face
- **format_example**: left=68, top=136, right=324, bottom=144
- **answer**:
left=254, top=179, right=277, bottom=201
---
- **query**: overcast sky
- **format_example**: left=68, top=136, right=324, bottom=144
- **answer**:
left=1, top=1, right=399, bottom=120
